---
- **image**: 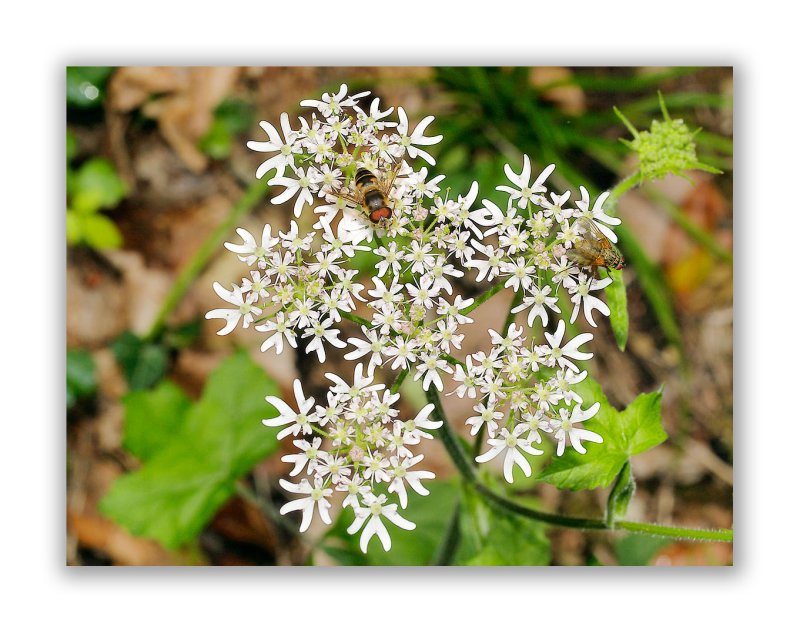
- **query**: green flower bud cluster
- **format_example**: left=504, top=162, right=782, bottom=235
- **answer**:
left=626, top=117, right=698, bottom=181
left=615, top=92, right=721, bottom=183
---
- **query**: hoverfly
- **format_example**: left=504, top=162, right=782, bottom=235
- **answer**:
left=333, top=161, right=402, bottom=226
left=566, top=217, right=625, bottom=278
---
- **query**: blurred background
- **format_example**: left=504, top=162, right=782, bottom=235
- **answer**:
left=66, top=66, right=732, bottom=566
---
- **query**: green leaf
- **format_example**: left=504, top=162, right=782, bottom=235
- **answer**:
left=614, top=533, right=671, bottom=566
left=81, top=214, right=123, bottom=250
left=538, top=453, right=625, bottom=491
left=214, top=99, right=254, bottom=135
left=161, top=319, right=202, bottom=350
left=99, top=351, right=281, bottom=548
left=122, top=381, right=192, bottom=461
left=199, top=99, right=254, bottom=159
left=71, top=158, right=128, bottom=215
left=111, top=331, right=169, bottom=391
left=464, top=514, right=550, bottom=566
left=605, top=268, right=629, bottom=351
left=321, top=480, right=459, bottom=566
left=615, top=389, right=668, bottom=455
left=67, top=66, right=113, bottom=108
left=67, top=349, right=96, bottom=409
left=198, top=119, right=232, bottom=160
left=606, top=460, right=635, bottom=526
left=457, top=487, right=550, bottom=566
left=538, top=378, right=666, bottom=491
left=66, top=210, right=82, bottom=245
left=348, top=243, right=382, bottom=277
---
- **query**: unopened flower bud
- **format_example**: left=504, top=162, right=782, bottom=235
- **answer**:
left=409, top=304, right=426, bottom=323
left=348, top=445, right=365, bottom=463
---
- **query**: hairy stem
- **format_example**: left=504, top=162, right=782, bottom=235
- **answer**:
left=614, top=520, right=733, bottom=542
left=425, top=388, right=733, bottom=543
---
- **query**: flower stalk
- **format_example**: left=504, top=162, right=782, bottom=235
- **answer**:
left=145, top=177, right=270, bottom=342
left=425, top=386, right=733, bottom=543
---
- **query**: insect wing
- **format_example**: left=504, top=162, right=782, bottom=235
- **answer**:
left=381, top=159, right=404, bottom=196
left=577, top=217, right=612, bottom=249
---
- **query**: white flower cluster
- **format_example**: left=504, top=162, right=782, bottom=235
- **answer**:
left=248, top=83, right=449, bottom=242
left=468, top=155, right=623, bottom=330
left=447, top=156, right=627, bottom=482
left=453, top=321, right=603, bottom=483
left=263, top=365, right=442, bottom=553
left=205, top=84, right=626, bottom=551
left=208, top=83, right=495, bottom=391
left=207, top=221, right=366, bottom=362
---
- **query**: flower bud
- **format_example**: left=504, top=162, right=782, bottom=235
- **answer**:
left=348, top=445, right=365, bottom=463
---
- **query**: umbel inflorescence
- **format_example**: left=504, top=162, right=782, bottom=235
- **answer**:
left=205, top=84, right=624, bottom=552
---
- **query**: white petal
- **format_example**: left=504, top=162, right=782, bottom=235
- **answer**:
left=359, top=516, right=379, bottom=553
left=383, top=509, right=416, bottom=531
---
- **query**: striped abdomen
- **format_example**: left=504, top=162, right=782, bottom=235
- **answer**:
left=354, top=167, right=392, bottom=223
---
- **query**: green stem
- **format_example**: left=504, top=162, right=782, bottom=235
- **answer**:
left=442, top=353, right=466, bottom=369
left=424, top=388, right=733, bottom=543
left=144, top=177, right=270, bottom=342
left=340, top=311, right=372, bottom=329
left=426, top=387, right=477, bottom=485
left=390, top=368, right=409, bottom=394
left=430, top=500, right=461, bottom=566
left=606, top=170, right=640, bottom=206
left=475, top=482, right=607, bottom=530
left=235, top=480, right=302, bottom=538
left=589, top=149, right=732, bottom=266
left=461, top=280, right=508, bottom=315
left=615, top=520, right=733, bottom=542
left=606, top=460, right=634, bottom=528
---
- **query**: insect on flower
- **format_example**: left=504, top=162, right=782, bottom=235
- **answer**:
left=566, top=218, right=625, bottom=278
left=334, top=162, right=403, bottom=226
